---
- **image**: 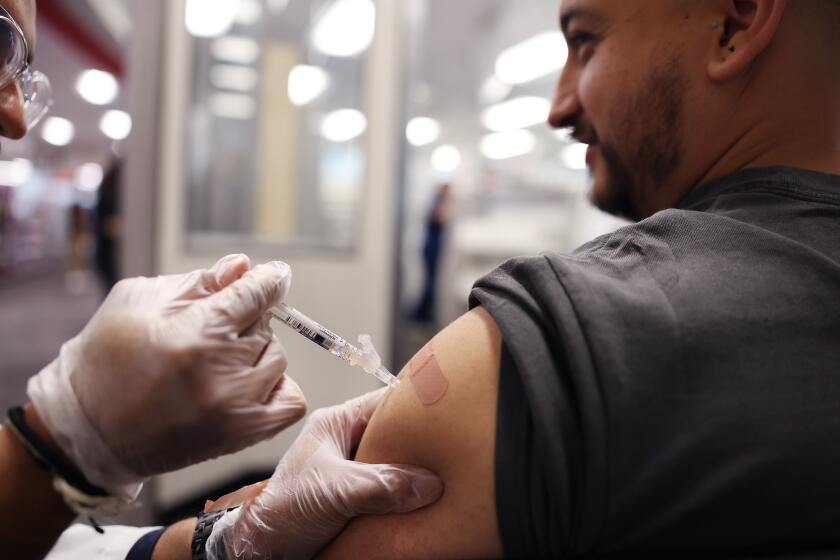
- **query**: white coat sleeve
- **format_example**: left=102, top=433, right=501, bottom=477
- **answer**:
left=45, top=524, right=163, bottom=560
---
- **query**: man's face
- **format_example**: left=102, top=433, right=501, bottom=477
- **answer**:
left=0, top=0, right=35, bottom=140
left=550, top=0, right=706, bottom=220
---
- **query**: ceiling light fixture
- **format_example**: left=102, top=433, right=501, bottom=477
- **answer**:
left=235, top=0, right=262, bottom=25
left=288, top=65, right=330, bottom=106
left=75, top=163, right=104, bottom=192
left=209, top=92, right=257, bottom=119
left=431, top=145, right=461, bottom=173
left=100, top=110, right=133, bottom=140
left=479, top=75, right=513, bottom=105
left=495, top=31, right=568, bottom=85
left=210, top=64, right=259, bottom=92
left=211, top=36, right=261, bottom=64
left=76, top=69, right=119, bottom=105
left=185, top=0, right=240, bottom=37
left=482, top=96, right=551, bottom=132
left=41, top=117, right=75, bottom=146
left=406, top=117, right=441, bottom=147
left=480, top=129, right=536, bottom=160
left=0, top=158, right=32, bottom=187
left=320, top=109, right=368, bottom=142
left=311, top=0, right=376, bottom=58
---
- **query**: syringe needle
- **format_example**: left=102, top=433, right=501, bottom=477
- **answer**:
left=270, top=303, right=400, bottom=387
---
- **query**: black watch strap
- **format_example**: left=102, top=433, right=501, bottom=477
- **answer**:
left=191, top=508, right=236, bottom=560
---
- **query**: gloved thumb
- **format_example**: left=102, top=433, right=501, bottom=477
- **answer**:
left=212, top=253, right=251, bottom=287
left=199, top=261, right=292, bottom=332
left=348, top=463, right=444, bottom=516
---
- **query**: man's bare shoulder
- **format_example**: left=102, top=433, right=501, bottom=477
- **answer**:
left=318, top=306, right=504, bottom=559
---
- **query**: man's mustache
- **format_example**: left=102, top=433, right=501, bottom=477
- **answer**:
left=569, top=119, right=599, bottom=144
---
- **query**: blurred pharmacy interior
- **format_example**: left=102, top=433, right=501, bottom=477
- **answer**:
left=0, top=0, right=627, bottom=524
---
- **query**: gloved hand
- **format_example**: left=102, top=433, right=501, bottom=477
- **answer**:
left=206, top=388, right=444, bottom=560
left=27, top=254, right=307, bottom=498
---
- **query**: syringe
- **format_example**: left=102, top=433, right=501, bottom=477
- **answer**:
left=270, top=302, right=400, bottom=388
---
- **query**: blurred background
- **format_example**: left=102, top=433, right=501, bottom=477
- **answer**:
left=0, top=0, right=626, bottom=525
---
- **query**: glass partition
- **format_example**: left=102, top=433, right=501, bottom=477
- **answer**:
left=184, top=0, right=373, bottom=251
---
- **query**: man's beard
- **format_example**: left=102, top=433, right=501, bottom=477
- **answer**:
left=592, top=53, right=688, bottom=221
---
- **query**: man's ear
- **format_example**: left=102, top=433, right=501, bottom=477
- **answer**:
left=707, top=0, right=788, bottom=82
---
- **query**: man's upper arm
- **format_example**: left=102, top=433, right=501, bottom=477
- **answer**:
left=318, top=306, right=504, bottom=559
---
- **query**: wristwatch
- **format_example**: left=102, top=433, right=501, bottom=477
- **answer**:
left=191, top=507, right=237, bottom=560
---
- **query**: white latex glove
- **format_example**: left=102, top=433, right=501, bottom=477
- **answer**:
left=206, top=388, right=444, bottom=560
left=27, top=254, right=307, bottom=498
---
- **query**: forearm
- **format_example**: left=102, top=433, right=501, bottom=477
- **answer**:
left=151, top=518, right=197, bottom=560
left=0, top=405, right=76, bottom=559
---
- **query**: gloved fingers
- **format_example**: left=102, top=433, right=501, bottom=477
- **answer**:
left=342, top=387, right=390, bottom=448
left=172, top=254, right=251, bottom=303
left=235, top=315, right=276, bottom=365
left=199, top=261, right=292, bottom=334
left=261, top=373, right=307, bottom=428
left=250, top=336, right=290, bottom=401
left=224, top=375, right=307, bottom=450
left=294, top=387, right=389, bottom=459
left=212, top=253, right=251, bottom=287
left=341, top=463, right=444, bottom=516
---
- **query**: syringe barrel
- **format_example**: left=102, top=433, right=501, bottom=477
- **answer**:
left=271, top=304, right=345, bottom=354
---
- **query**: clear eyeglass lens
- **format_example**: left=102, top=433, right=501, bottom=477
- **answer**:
left=19, top=69, right=52, bottom=128
left=0, top=17, right=25, bottom=87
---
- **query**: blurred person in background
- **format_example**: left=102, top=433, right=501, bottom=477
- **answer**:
left=93, top=159, right=121, bottom=293
left=64, top=203, right=91, bottom=294
left=0, top=1, right=442, bottom=559
left=411, top=182, right=451, bottom=324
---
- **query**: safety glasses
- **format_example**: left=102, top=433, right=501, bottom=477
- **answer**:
left=0, top=6, right=52, bottom=129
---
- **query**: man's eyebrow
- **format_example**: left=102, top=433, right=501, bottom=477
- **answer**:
left=559, top=8, right=604, bottom=34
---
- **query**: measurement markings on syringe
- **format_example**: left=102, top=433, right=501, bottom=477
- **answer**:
left=284, top=318, right=304, bottom=330
left=299, top=325, right=337, bottom=350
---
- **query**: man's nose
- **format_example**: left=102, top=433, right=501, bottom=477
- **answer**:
left=548, top=71, right=581, bottom=129
left=0, top=81, right=28, bottom=140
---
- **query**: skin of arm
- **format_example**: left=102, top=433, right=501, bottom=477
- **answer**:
left=0, top=405, right=197, bottom=560
left=318, top=306, right=504, bottom=559
left=0, top=405, right=78, bottom=559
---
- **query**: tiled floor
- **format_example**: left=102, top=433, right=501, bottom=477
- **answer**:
left=0, top=270, right=102, bottom=413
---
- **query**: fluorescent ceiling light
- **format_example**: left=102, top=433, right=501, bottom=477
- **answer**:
left=100, top=110, right=132, bottom=140
left=479, top=75, right=512, bottom=105
left=288, top=65, right=329, bottom=106
left=211, top=36, right=260, bottom=64
left=76, top=69, right=118, bottom=105
left=320, top=109, right=367, bottom=142
left=562, top=142, right=588, bottom=170
left=186, top=0, right=240, bottom=37
left=75, top=163, right=104, bottom=192
left=482, top=96, right=551, bottom=132
left=41, top=117, right=75, bottom=146
left=210, top=64, right=259, bottom=92
left=311, top=0, right=375, bottom=58
left=235, top=0, right=262, bottom=25
left=480, top=129, right=536, bottom=160
left=431, top=145, right=461, bottom=173
left=0, top=158, right=32, bottom=186
left=209, top=92, right=256, bottom=119
left=495, top=31, right=568, bottom=85
left=406, top=117, right=441, bottom=147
